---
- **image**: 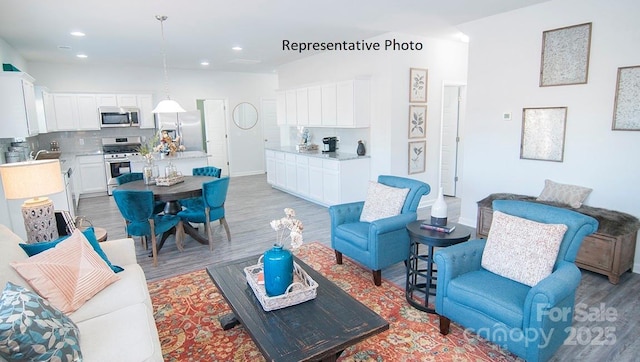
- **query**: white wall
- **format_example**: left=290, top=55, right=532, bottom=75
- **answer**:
left=26, top=62, right=278, bottom=176
left=278, top=32, right=469, bottom=203
left=0, top=38, right=28, bottom=72
left=457, top=0, right=640, bottom=270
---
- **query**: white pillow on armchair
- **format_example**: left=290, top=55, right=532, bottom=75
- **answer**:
left=359, top=181, right=409, bottom=222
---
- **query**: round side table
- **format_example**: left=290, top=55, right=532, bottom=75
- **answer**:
left=405, top=220, right=473, bottom=313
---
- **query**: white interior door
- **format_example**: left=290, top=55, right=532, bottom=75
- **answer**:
left=440, top=85, right=463, bottom=196
left=203, top=99, right=230, bottom=176
left=261, top=98, right=279, bottom=149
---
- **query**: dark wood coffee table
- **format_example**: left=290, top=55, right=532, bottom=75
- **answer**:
left=207, top=255, right=389, bottom=362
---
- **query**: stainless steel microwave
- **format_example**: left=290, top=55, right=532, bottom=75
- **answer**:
left=99, top=107, right=140, bottom=128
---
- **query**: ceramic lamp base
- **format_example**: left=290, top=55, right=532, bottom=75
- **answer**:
left=21, top=197, right=59, bottom=243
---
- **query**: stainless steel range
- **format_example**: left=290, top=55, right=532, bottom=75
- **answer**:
left=102, top=136, right=142, bottom=195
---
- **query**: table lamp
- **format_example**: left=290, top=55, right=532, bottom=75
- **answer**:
left=0, top=159, right=64, bottom=243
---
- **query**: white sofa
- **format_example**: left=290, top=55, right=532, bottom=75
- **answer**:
left=0, top=224, right=163, bottom=362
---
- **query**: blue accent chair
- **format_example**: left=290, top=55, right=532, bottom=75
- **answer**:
left=434, top=200, right=598, bottom=362
left=113, top=190, right=183, bottom=266
left=177, top=177, right=230, bottom=251
left=329, top=175, right=430, bottom=286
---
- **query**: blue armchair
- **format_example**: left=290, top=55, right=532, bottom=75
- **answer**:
left=181, top=166, right=222, bottom=210
left=329, top=175, right=430, bottom=286
left=434, top=200, right=598, bottom=362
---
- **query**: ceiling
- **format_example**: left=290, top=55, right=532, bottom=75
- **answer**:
left=0, top=0, right=549, bottom=74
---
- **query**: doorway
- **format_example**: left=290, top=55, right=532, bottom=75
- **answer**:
left=200, top=99, right=230, bottom=176
left=261, top=98, right=279, bottom=150
left=440, top=84, right=465, bottom=197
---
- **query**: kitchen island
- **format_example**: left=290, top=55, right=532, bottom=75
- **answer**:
left=130, top=151, right=210, bottom=176
left=265, top=147, right=370, bottom=206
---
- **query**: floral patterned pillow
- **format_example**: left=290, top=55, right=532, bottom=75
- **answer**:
left=359, top=181, right=410, bottom=222
left=481, top=211, right=568, bottom=287
left=0, top=282, right=82, bottom=361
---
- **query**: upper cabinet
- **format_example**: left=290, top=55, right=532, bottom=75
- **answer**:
left=0, top=72, right=39, bottom=137
left=276, top=79, right=370, bottom=128
left=52, top=93, right=100, bottom=131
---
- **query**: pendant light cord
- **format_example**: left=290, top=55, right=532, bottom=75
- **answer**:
left=156, top=15, right=171, bottom=100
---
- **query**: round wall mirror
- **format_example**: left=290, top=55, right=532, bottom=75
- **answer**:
left=232, top=102, right=258, bottom=130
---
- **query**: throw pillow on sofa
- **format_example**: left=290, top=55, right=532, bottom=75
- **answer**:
left=11, top=229, right=120, bottom=314
left=0, top=282, right=82, bottom=362
left=19, top=227, right=124, bottom=273
left=481, top=211, right=568, bottom=287
left=359, top=181, right=410, bottom=222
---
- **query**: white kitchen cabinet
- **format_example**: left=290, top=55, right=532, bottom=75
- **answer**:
left=295, top=88, right=309, bottom=126
left=0, top=72, right=39, bottom=137
left=285, top=153, right=297, bottom=191
left=276, top=91, right=287, bottom=126
left=116, top=94, right=138, bottom=107
left=320, top=84, right=337, bottom=126
left=136, top=94, right=155, bottom=129
left=35, top=86, right=57, bottom=133
left=295, top=155, right=309, bottom=197
left=285, top=90, right=297, bottom=126
left=307, top=86, right=322, bottom=126
left=76, top=155, right=107, bottom=195
left=336, top=80, right=370, bottom=128
left=52, top=93, right=100, bottom=131
left=266, top=150, right=369, bottom=206
left=95, top=94, right=118, bottom=107
left=265, top=150, right=276, bottom=184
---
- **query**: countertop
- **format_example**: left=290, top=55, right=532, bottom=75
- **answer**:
left=266, top=146, right=369, bottom=161
left=129, top=151, right=209, bottom=162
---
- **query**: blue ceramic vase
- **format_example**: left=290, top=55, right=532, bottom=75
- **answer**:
left=263, top=244, right=293, bottom=296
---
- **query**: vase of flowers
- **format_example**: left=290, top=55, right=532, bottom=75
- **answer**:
left=264, top=208, right=304, bottom=296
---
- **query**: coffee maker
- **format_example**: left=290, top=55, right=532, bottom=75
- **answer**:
left=322, top=137, right=338, bottom=153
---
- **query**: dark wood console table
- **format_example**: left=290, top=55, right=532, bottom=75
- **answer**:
left=477, top=193, right=640, bottom=284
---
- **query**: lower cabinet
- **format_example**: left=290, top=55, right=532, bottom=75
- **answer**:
left=265, top=150, right=369, bottom=206
left=76, top=155, right=107, bottom=195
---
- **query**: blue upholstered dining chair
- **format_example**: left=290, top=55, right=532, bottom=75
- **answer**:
left=180, top=166, right=223, bottom=210
left=177, top=177, right=230, bottom=251
left=112, top=189, right=183, bottom=266
left=434, top=200, right=598, bottom=362
left=114, top=172, right=143, bottom=185
left=328, top=175, right=430, bottom=286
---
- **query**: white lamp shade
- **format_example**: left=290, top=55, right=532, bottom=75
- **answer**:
left=152, top=99, right=186, bottom=113
left=0, top=159, right=64, bottom=200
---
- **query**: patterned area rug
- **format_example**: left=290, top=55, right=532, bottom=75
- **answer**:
left=148, top=242, right=520, bottom=361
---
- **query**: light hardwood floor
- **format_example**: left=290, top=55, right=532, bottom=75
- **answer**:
left=78, top=173, right=639, bottom=362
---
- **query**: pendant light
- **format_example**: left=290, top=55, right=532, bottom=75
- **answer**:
left=152, top=15, right=186, bottom=113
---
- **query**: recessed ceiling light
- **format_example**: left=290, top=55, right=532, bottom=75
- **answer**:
left=76, top=53, right=88, bottom=58
left=232, top=46, right=242, bottom=51
left=70, top=31, right=85, bottom=37
left=200, top=61, right=210, bottom=66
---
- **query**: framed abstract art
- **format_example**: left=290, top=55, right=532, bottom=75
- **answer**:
left=540, top=22, right=592, bottom=87
left=612, top=65, right=640, bottom=131
left=520, top=107, right=568, bottom=162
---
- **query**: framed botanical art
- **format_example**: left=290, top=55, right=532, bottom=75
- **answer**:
left=540, top=22, right=592, bottom=87
left=612, top=65, right=640, bottom=131
left=409, top=68, right=428, bottom=103
left=408, top=105, right=427, bottom=138
left=520, top=107, right=568, bottom=162
left=408, top=141, right=426, bottom=174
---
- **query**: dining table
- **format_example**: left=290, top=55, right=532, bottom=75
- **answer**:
left=116, top=175, right=215, bottom=248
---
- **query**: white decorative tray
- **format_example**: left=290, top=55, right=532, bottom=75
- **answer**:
left=244, top=260, right=318, bottom=311
left=155, top=174, right=184, bottom=186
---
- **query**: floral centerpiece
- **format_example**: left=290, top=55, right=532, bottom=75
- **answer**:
left=155, top=130, right=185, bottom=156
left=263, top=208, right=304, bottom=296
left=270, top=208, right=304, bottom=249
